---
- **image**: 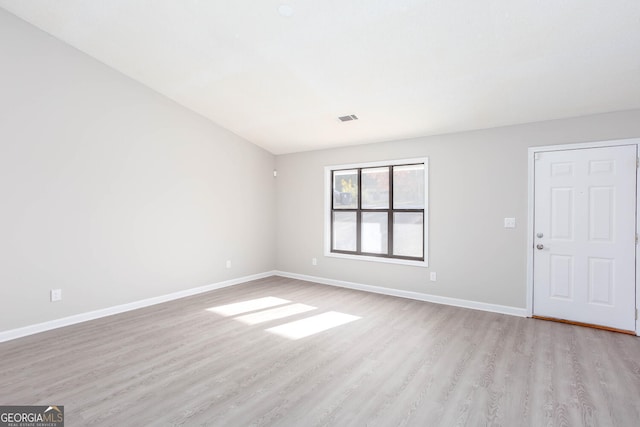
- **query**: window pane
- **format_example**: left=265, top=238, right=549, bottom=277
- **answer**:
left=362, top=167, right=389, bottom=209
left=393, top=212, right=423, bottom=258
left=393, top=164, right=424, bottom=209
left=361, top=212, right=388, bottom=254
left=333, top=170, right=358, bottom=209
left=333, top=212, right=357, bottom=251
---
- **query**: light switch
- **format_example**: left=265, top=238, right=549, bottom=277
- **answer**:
left=504, top=217, right=516, bottom=228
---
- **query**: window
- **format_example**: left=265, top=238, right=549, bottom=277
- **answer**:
left=325, top=158, right=428, bottom=266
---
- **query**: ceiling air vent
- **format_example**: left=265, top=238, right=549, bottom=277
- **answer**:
left=338, top=114, right=358, bottom=122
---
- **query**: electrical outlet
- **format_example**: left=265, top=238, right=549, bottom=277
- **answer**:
left=51, top=289, right=62, bottom=302
left=312, top=258, right=317, bottom=266
left=430, top=272, right=437, bottom=282
left=226, top=260, right=232, bottom=269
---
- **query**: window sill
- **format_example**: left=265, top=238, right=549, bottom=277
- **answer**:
left=325, top=251, right=428, bottom=267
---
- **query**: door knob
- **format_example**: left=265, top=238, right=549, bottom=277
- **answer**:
left=536, top=244, right=544, bottom=250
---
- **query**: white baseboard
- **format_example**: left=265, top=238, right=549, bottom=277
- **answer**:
left=274, top=271, right=528, bottom=317
left=0, top=271, right=276, bottom=343
left=1, top=269, right=527, bottom=343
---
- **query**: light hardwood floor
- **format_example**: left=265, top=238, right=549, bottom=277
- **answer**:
left=2, top=276, right=640, bottom=426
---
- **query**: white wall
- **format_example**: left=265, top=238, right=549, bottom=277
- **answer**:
left=3, top=6, right=640, bottom=335
left=0, top=9, right=276, bottom=332
left=275, top=110, right=640, bottom=309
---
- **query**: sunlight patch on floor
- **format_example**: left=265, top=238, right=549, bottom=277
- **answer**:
left=206, top=297, right=290, bottom=316
left=234, top=303, right=317, bottom=325
left=266, top=311, right=361, bottom=340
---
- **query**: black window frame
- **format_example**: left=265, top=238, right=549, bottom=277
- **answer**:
left=329, top=162, right=426, bottom=262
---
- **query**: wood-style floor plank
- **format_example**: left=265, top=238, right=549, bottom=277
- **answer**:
left=1, top=276, right=640, bottom=426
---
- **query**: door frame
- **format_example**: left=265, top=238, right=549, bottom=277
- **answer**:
left=526, top=138, right=640, bottom=336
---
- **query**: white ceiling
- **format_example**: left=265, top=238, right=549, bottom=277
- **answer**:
left=1, top=1, right=639, bottom=154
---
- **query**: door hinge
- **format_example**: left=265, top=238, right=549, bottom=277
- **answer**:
left=636, top=308, right=638, bottom=320
left=636, top=233, right=639, bottom=245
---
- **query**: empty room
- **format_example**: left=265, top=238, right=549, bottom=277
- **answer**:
left=2, top=1, right=640, bottom=426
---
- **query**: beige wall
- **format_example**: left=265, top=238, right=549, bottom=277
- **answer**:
left=275, top=110, right=640, bottom=309
left=0, top=9, right=276, bottom=331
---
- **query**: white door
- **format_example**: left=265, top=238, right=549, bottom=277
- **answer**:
left=533, top=145, right=637, bottom=331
